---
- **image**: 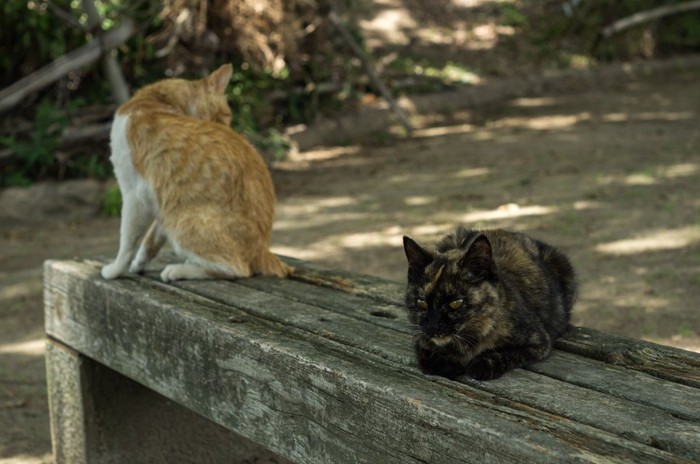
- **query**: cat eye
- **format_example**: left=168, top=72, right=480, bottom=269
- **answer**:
left=449, top=299, right=464, bottom=310
left=416, top=298, right=428, bottom=310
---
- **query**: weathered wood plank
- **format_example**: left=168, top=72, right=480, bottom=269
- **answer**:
left=120, top=256, right=700, bottom=447
left=221, top=272, right=700, bottom=423
left=556, top=327, right=700, bottom=388
left=158, top=275, right=700, bottom=459
left=281, top=256, right=700, bottom=388
left=237, top=274, right=409, bottom=331
left=283, top=255, right=405, bottom=304
left=47, top=340, right=290, bottom=464
left=46, top=259, right=699, bottom=463
left=527, top=350, right=700, bottom=422
left=45, top=341, right=94, bottom=464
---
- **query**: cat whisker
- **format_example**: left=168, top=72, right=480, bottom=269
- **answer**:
left=452, top=334, right=477, bottom=354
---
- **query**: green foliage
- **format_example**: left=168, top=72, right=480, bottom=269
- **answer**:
left=2, top=0, right=700, bottom=188
left=255, top=128, right=292, bottom=162
left=499, top=1, right=700, bottom=67
left=0, top=99, right=113, bottom=187
left=0, top=0, right=86, bottom=88
left=1, top=101, right=66, bottom=187
left=499, top=4, right=528, bottom=27
left=102, top=183, right=122, bottom=216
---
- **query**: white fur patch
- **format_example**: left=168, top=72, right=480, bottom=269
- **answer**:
left=110, top=115, right=158, bottom=211
left=102, top=114, right=159, bottom=279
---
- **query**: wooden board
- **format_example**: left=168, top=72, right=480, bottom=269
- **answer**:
left=44, top=259, right=700, bottom=463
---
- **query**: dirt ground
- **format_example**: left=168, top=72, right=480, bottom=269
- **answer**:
left=3, top=0, right=700, bottom=458
left=2, top=68, right=699, bottom=463
left=270, top=72, right=700, bottom=351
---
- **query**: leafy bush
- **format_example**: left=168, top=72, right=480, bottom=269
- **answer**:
left=0, top=0, right=86, bottom=88
left=1, top=101, right=67, bottom=186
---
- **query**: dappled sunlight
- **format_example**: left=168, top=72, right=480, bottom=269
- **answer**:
left=663, top=163, right=698, bottom=178
left=453, top=167, right=490, bottom=178
left=595, top=226, right=700, bottom=255
left=492, top=113, right=590, bottom=131
left=601, top=111, right=695, bottom=122
left=359, top=0, right=511, bottom=55
left=574, top=280, right=699, bottom=353
left=274, top=195, right=363, bottom=231
left=573, top=200, right=603, bottom=211
left=411, top=123, right=476, bottom=138
left=0, top=338, right=45, bottom=356
left=408, top=223, right=453, bottom=237
left=271, top=244, right=332, bottom=262
left=275, top=210, right=368, bottom=231
left=271, top=61, right=700, bottom=354
left=280, top=145, right=361, bottom=169
left=405, top=195, right=434, bottom=206
left=359, top=2, right=417, bottom=45
left=341, top=226, right=404, bottom=248
left=461, top=204, right=557, bottom=222
left=597, top=162, right=698, bottom=187
left=486, top=109, right=695, bottom=134
left=511, top=97, right=559, bottom=108
left=388, top=166, right=488, bottom=187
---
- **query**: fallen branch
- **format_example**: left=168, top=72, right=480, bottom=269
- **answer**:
left=328, top=9, right=414, bottom=134
left=60, top=122, right=112, bottom=146
left=601, top=1, right=700, bottom=38
left=0, top=19, right=135, bottom=114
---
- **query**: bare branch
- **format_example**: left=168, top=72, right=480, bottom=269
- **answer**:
left=0, top=20, right=135, bottom=114
left=602, top=1, right=700, bottom=38
left=328, top=9, right=414, bottom=134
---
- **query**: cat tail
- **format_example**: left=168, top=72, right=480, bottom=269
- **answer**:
left=253, top=250, right=293, bottom=278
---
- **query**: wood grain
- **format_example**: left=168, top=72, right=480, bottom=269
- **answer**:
left=44, top=259, right=700, bottom=463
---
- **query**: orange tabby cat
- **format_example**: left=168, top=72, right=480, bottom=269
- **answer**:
left=101, top=64, right=291, bottom=282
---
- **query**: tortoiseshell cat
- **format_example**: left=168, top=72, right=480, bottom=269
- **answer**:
left=403, top=227, right=576, bottom=380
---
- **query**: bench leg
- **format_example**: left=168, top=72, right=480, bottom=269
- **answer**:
left=45, top=340, right=99, bottom=464
left=45, top=339, right=289, bottom=464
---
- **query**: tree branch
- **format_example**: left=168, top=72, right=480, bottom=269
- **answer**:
left=601, top=1, right=700, bottom=38
left=328, top=9, right=413, bottom=134
left=0, top=19, right=135, bottom=114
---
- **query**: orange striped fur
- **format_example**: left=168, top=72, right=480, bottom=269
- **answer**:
left=102, top=64, right=290, bottom=282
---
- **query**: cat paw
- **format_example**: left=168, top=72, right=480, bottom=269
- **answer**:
left=161, top=264, right=182, bottom=282
left=466, top=355, right=508, bottom=381
left=160, top=264, right=209, bottom=282
left=419, top=358, right=466, bottom=380
left=101, top=262, right=124, bottom=280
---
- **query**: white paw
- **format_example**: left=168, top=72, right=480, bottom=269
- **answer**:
left=160, top=264, right=208, bottom=282
left=160, top=264, right=183, bottom=282
left=101, top=262, right=124, bottom=279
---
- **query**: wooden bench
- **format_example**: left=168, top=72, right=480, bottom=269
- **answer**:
left=44, top=257, right=700, bottom=463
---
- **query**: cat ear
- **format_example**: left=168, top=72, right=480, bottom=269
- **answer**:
left=403, top=236, right=433, bottom=271
left=461, top=234, right=494, bottom=278
left=205, top=64, right=233, bottom=94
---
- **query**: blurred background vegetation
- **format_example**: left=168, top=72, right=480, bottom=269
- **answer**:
left=1, top=0, right=700, bottom=188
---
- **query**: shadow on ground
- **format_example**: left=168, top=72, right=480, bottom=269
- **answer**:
left=1, top=69, right=699, bottom=464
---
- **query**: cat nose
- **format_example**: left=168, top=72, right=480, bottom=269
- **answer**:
left=424, top=327, right=443, bottom=338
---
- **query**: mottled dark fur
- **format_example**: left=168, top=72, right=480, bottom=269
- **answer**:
left=402, top=227, right=577, bottom=380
